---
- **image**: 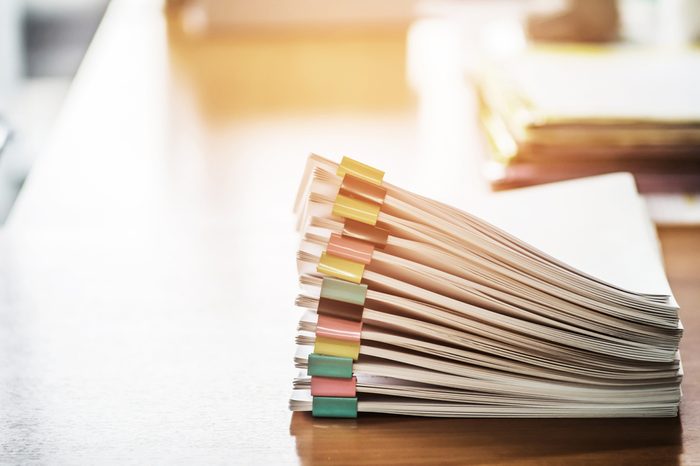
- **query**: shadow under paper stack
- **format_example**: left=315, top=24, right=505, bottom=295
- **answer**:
left=289, top=154, right=682, bottom=418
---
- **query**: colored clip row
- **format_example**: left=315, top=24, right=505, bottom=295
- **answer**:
left=312, top=278, right=366, bottom=359
left=309, top=157, right=386, bottom=419
left=308, top=276, right=367, bottom=418
left=317, top=234, right=372, bottom=284
left=308, top=355, right=358, bottom=418
left=317, top=224, right=389, bottom=283
left=332, top=157, right=387, bottom=227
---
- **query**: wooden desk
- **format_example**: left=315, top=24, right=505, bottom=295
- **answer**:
left=1, top=0, right=698, bottom=464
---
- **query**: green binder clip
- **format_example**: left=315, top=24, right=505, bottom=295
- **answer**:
left=312, top=396, right=358, bottom=418
left=308, top=353, right=353, bottom=378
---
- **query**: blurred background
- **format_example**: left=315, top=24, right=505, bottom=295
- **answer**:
left=1, top=0, right=699, bottom=225
left=0, top=0, right=108, bottom=221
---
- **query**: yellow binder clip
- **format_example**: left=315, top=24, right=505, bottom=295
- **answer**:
left=336, top=156, right=384, bottom=186
left=332, top=194, right=380, bottom=226
left=314, top=336, right=361, bottom=360
left=317, top=252, right=365, bottom=284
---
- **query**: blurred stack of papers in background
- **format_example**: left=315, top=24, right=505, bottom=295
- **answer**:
left=475, top=45, right=700, bottom=192
left=472, top=42, right=700, bottom=225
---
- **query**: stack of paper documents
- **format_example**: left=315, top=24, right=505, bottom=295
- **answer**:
left=289, top=154, right=682, bottom=418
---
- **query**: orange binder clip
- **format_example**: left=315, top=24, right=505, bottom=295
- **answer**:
left=339, top=174, right=386, bottom=206
left=326, top=233, right=374, bottom=265
left=342, top=219, right=388, bottom=249
left=317, top=297, right=364, bottom=322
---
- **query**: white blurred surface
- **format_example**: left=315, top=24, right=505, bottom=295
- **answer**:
left=0, top=0, right=23, bottom=114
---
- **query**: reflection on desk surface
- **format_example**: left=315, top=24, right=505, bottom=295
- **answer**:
left=290, top=411, right=683, bottom=465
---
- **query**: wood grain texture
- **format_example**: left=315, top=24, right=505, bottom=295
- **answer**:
left=1, top=1, right=698, bottom=464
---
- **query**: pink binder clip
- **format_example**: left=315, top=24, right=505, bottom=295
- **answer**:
left=326, top=233, right=374, bottom=265
left=316, top=314, right=363, bottom=342
left=311, top=376, right=357, bottom=397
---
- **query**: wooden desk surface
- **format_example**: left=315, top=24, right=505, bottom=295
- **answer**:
left=1, top=1, right=698, bottom=464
